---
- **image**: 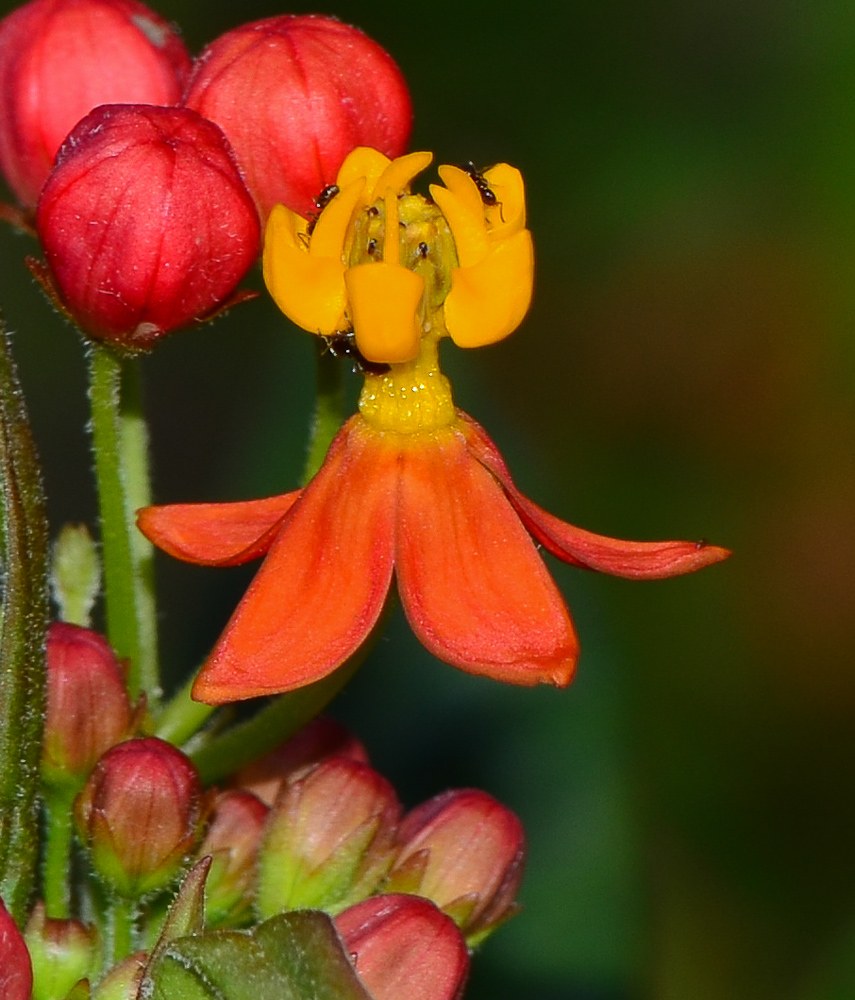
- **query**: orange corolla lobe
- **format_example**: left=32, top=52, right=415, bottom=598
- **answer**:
left=139, top=413, right=729, bottom=704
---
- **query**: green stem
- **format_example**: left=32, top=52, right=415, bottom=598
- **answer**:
left=301, top=340, right=344, bottom=485
left=190, top=654, right=363, bottom=785
left=87, top=344, right=159, bottom=701
left=42, top=786, right=76, bottom=919
left=0, top=319, right=49, bottom=923
left=104, top=895, right=136, bottom=969
left=154, top=672, right=216, bottom=748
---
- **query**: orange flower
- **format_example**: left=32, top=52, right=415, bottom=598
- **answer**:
left=138, top=149, right=729, bottom=703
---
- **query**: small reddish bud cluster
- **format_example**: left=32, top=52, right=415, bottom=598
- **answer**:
left=31, top=666, right=523, bottom=1000
left=42, top=623, right=206, bottom=903
left=0, top=0, right=412, bottom=350
left=239, top=718, right=525, bottom=1000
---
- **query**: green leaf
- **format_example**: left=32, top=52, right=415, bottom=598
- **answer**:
left=143, top=857, right=211, bottom=973
left=142, top=910, right=373, bottom=1000
left=0, top=317, right=49, bottom=922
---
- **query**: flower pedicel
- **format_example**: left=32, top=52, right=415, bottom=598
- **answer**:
left=139, top=148, right=731, bottom=702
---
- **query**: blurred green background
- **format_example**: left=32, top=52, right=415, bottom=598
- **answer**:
left=2, top=0, right=855, bottom=997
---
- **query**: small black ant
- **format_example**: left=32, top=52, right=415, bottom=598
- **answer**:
left=463, top=161, right=498, bottom=207
left=306, top=183, right=340, bottom=235
left=323, top=329, right=390, bottom=376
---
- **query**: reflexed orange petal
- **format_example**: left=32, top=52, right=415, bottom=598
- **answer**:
left=461, top=413, right=732, bottom=579
left=192, top=418, right=398, bottom=703
left=137, top=493, right=301, bottom=566
left=395, top=425, right=577, bottom=687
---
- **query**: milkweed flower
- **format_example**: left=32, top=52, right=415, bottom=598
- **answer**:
left=139, top=148, right=730, bottom=702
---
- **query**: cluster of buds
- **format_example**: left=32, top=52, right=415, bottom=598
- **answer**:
left=6, top=630, right=525, bottom=999
left=0, top=0, right=412, bottom=350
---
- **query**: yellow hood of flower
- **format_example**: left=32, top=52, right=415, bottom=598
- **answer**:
left=262, top=147, right=534, bottom=364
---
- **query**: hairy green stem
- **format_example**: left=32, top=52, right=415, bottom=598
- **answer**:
left=87, top=345, right=158, bottom=701
left=190, top=655, right=363, bottom=785
left=42, top=787, right=76, bottom=919
left=154, top=672, right=216, bottom=748
left=0, top=319, right=49, bottom=923
left=105, top=895, right=137, bottom=970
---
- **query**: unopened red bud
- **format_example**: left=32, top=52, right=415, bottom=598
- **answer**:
left=42, top=622, right=133, bottom=787
left=74, top=737, right=203, bottom=898
left=36, top=103, right=260, bottom=351
left=257, top=757, right=400, bottom=916
left=24, top=902, right=96, bottom=1000
left=385, top=789, right=525, bottom=945
left=0, top=0, right=191, bottom=207
left=197, top=789, right=267, bottom=926
left=0, top=898, right=32, bottom=1000
left=235, top=717, right=369, bottom=806
left=335, top=894, right=469, bottom=1000
left=183, top=15, right=412, bottom=220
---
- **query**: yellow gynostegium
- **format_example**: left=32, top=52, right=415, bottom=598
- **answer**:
left=262, top=147, right=534, bottom=433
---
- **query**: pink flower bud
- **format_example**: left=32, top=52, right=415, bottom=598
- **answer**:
left=36, top=103, right=260, bottom=351
left=24, top=902, right=96, bottom=1000
left=183, top=15, right=412, bottom=220
left=42, top=622, right=133, bottom=787
left=74, top=737, right=203, bottom=898
left=385, top=789, right=525, bottom=945
left=197, top=789, right=267, bottom=926
left=235, top=717, right=369, bottom=806
left=257, top=757, right=400, bottom=916
left=335, top=894, right=469, bottom=1000
left=0, top=0, right=191, bottom=207
left=0, top=898, right=32, bottom=1000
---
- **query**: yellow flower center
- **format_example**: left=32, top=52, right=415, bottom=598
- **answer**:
left=262, top=147, right=535, bottom=434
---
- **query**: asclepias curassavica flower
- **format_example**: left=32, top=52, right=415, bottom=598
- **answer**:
left=138, top=147, right=731, bottom=703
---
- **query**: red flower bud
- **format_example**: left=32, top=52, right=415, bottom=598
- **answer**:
left=385, top=789, right=525, bottom=945
left=42, top=622, right=133, bottom=787
left=335, top=894, right=469, bottom=1000
left=36, top=103, right=260, bottom=351
left=0, top=0, right=191, bottom=207
left=235, top=717, right=369, bottom=806
left=0, top=898, right=32, bottom=1000
left=74, top=737, right=203, bottom=898
left=257, top=757, right=400, bottom=916
left=24, top=902, right=96, bottom=1000
left=183, top=15, right=412, bottom=219
left=197, top=789, right=267, bottom=926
